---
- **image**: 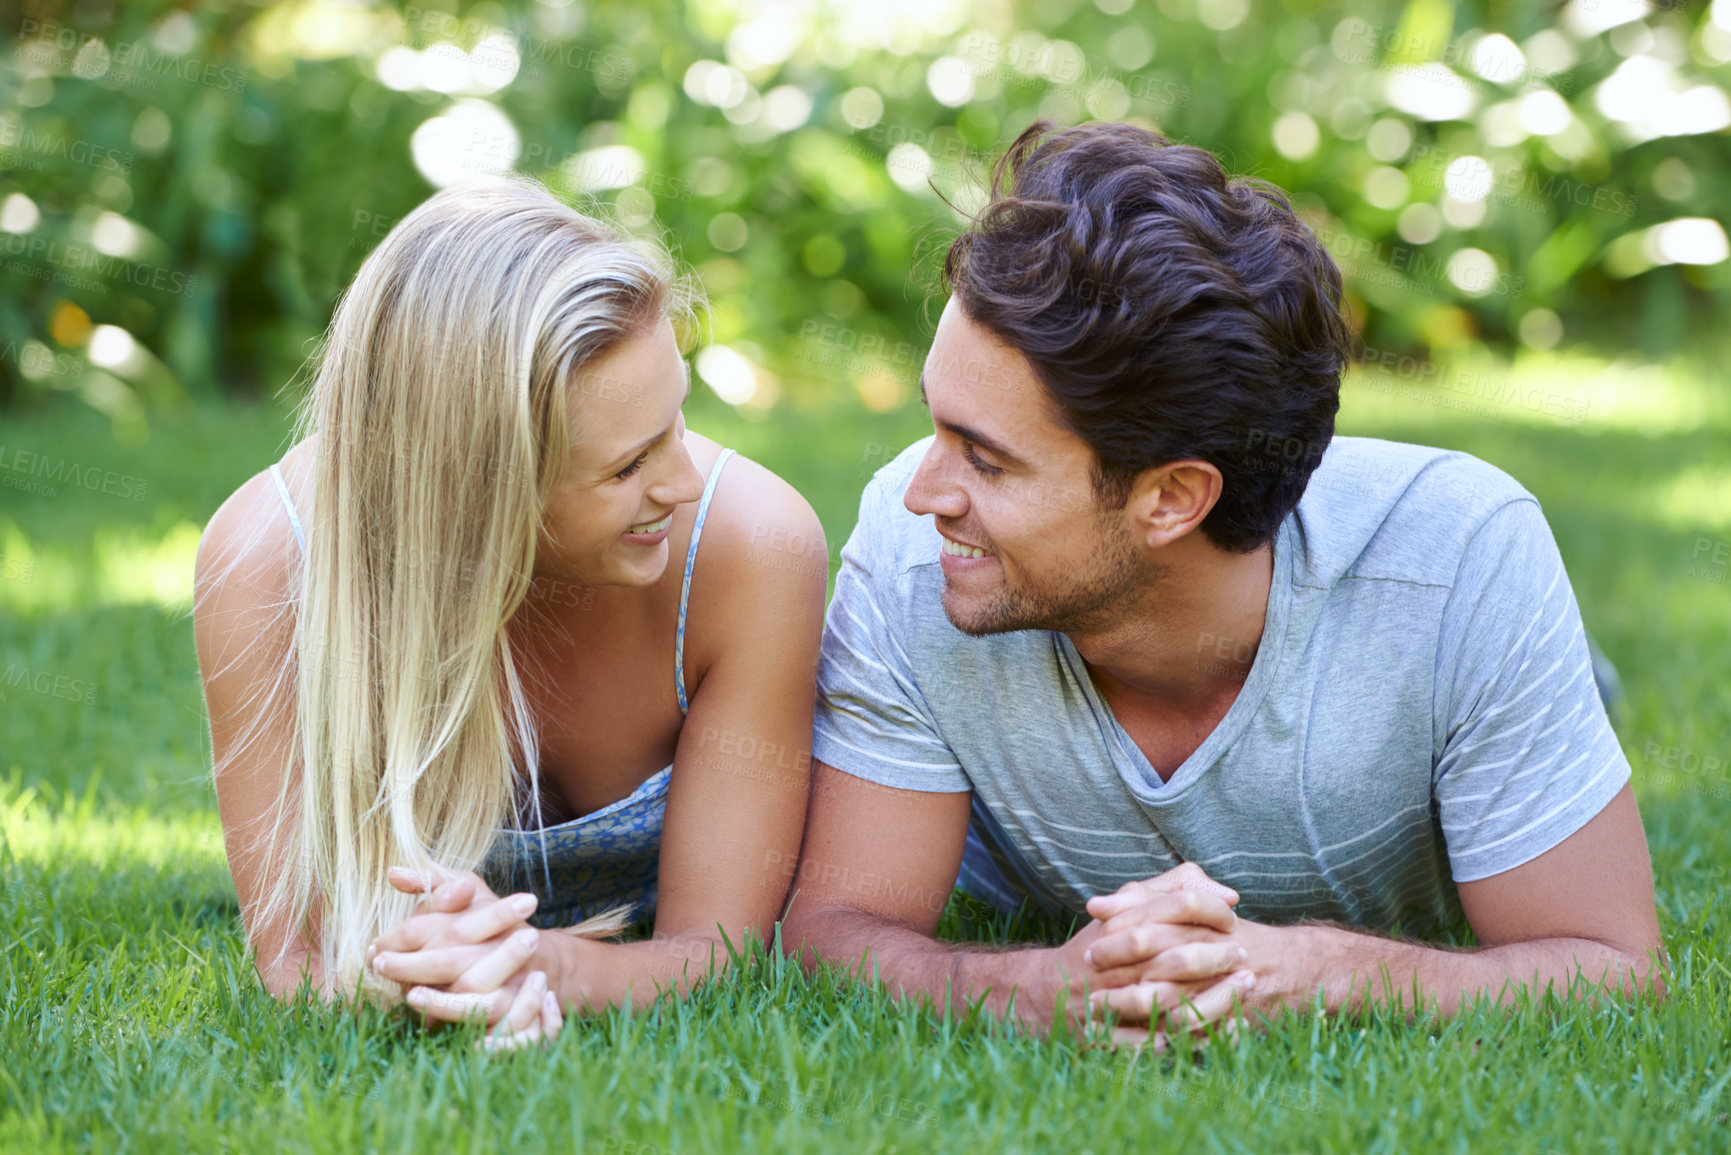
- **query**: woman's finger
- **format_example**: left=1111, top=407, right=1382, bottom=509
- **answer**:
left=541, top=988, right=563, bottom=1040
left=482, top=1018, right=544, bottom=1053
left=372, top=943, right=493, bottom=987
left=490, top=971, right=546, bottom=1040
left=369, top=915, right=435, bottom=959
left=430, top=874, right=477, bottom=913
left=451, top=894, right=538, bottom=943
left=387, top=865, right=488, bottom=914
left=371, top=906, right=477, bottom=958
left=450, top=928, right=540, bottom=994
left=388, top=867, right=431, bottom=896
left=405, top=985, right=509, bottom=1027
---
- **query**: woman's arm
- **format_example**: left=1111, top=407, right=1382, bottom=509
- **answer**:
left=557, top=453, right=828, bottom=1010
left=193, top=472, right=323, bottom=1000
left=368, top=453, right=827, bottom=1025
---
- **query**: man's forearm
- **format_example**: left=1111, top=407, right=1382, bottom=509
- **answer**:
left=783, top=906, right=1071, bottom=1028
left=1256, top=922, right=1665, bottom=1018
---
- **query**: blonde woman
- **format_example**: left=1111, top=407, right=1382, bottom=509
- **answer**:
left=193, top=179, right=825, bottom=1046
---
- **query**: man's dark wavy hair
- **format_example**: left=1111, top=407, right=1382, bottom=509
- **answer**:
left=942, top=121, right=1353, bottom=554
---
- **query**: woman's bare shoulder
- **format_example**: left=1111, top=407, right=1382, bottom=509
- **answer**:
left=193, top=443, right=313, bottom=654
left=684, top=434, right=828, bottom=604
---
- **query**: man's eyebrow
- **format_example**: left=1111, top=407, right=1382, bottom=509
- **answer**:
left=918, top=374, right=1026, bottom=468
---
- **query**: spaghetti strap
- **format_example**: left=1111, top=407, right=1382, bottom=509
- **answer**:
left=270, top=463, right=307, bottom=553
left=675, top=448, right=735, bottom=715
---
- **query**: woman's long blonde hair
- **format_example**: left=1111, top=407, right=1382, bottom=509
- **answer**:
left=245, top=178, right=687, bottom=997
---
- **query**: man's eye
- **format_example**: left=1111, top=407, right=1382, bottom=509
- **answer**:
left=961, top=441, right=1003, bottom=477
left=615, top=451, right=650, bottom=480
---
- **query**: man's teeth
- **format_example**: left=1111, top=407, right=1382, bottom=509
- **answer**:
left=626, top=513, right=672, bottom=535
left=941, top=538, right=991, bottom=559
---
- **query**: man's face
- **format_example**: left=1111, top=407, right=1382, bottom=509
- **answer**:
left=903, top=299, right=1150, bottom=636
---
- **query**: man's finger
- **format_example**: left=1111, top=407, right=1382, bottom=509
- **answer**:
left=1087, top=981, right=1192, bottom=1023
left=1084, top=921, right=1230, bottom=972
left=451, top=894, right=537, bottom=943
left=1088, top=887, right=1237, bottom=931
left=1121, top=940, right=1248, bottom=984
left=1147, top=863, right=1240, bottom=904
left=1087, top=873, right=1239, bottom=921
left=1163, top=970, right=1256, bottom=1034
left=1113, top=1025, right=1166, bottom=1051
left=450, top=929, right=540, bottom=994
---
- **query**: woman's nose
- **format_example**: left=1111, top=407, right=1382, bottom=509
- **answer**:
left=658, top=441, right=707, bottom=506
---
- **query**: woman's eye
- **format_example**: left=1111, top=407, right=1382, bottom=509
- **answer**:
left=615, top=451, right=650, bottom=480
left=961, top=441, right=1003, bottom=477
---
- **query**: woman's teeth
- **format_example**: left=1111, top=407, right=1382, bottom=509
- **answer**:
left=941, top=538, right=991, bottom=559
left=625, top=513, right=672, bottom=535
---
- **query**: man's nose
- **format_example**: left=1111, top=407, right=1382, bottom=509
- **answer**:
left=904, top=443, right=967, bottom=520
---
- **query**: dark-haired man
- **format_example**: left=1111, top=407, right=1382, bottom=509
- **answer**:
left=781, top=122, right=1661, bottom=1043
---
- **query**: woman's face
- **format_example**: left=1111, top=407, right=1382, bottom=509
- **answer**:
left=535, top=316, right=706, bottom=587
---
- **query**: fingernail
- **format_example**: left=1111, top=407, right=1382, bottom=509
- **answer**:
left=1233, top=970, right=1256, bottom=988
left=511, top=893, right=537, bottom=918
left=406, top=988, right=429, bottom=1007
left=1083, top=949, right=1093, bottom=965
left=1236, top=946, right=1248, bottom=962
left=370, top=952, right=387, bottom=973
left=366, top=945, right=377, bottom=966
left=515, top=929, right=539, bottom=949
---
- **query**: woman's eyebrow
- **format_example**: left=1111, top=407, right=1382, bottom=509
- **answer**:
left=602, top=428, right=668, bottom=474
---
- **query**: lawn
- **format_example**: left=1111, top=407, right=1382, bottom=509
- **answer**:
left=2, top=351, right=1728, bottom=1154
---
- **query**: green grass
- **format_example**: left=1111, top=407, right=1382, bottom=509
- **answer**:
left=3, top=353, right=1729, bottom=1153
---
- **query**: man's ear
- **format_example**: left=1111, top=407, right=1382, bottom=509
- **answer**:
left=1123, top=460, right=1223, bottom=549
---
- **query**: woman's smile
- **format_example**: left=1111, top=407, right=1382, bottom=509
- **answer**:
left=621, top=511, right=673, bottom=544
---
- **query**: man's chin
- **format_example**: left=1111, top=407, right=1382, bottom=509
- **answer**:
left=940, top=586, right=1031, bottom=637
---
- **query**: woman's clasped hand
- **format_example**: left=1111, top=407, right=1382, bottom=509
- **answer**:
left=367, top=864, right=563, bottom=1051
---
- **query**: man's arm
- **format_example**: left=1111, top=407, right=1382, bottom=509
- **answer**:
left=781, top=761, right=1247, bottom=1033
left=1088, top=784, right=1662, bottom=1021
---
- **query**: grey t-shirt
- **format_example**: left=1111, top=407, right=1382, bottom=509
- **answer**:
left=811, top=435, right=1630, bottom=935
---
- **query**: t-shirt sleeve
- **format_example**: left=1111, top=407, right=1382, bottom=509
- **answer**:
left=1432, top=497, right=1631, bottom=883
left=811, top=479, right=972, bottom=794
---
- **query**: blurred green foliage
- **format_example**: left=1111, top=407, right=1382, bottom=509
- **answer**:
left=1, top=0, right=1728, bottom=432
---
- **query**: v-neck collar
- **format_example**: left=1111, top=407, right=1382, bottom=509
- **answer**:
left=1054, top=516, right=1294, bottom=806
